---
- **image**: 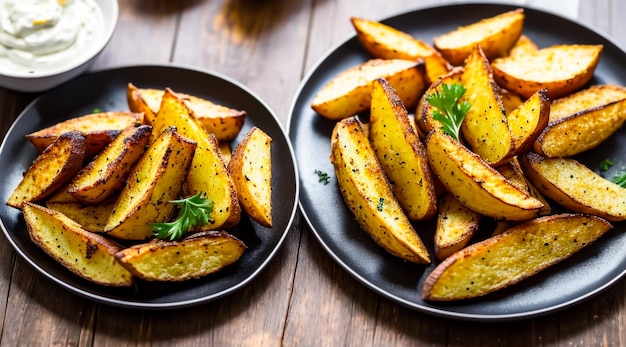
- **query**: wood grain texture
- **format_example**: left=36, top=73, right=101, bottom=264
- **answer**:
left=0, top=0, right=624, bottom=346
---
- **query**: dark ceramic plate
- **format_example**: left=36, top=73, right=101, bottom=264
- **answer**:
left=0, top=65, right=299, bottom=309
left=288, top=3, right=626, bottom=321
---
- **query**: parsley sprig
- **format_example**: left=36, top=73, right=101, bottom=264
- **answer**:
left=612, top=172, right=626, bottom=187
left=151, top=193, right=214, bottom=240
left=425, top=83, right=471, bottom=141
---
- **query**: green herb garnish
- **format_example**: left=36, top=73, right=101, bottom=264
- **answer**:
left=315, top=170, right=330, bottom=185
left=425, top=83, right=471, bottom=141
left=151, top=193, right=214, bottom=240
left=377, top=197, right=384, bottom=212
left=612, top=171, right=626, bottom=187
left=93, top=107, right=101, bottom=113
left=600, top=158, right=614, bottom=171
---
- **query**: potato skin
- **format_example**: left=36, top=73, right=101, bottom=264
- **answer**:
left=115, top=231, right=246, bottom=281
left=422, top=213, right=612, bottom=301
left=8, top=131, right=86, bottom=209
left=331, top=117, right=431, bottom=264
left=23, top=202, right=134, bottom=287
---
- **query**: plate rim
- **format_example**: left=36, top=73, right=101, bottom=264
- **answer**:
left=287, top=2, right=626, bottom=321
left=0, top=63, right=300, bottom=309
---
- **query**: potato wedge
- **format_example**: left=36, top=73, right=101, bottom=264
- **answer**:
left=460, top=45, right=513, bottom=166
left=520, top=153, right=626, bottom=221
left=534, top=85, right=626, bottom=157
left=497, top=157, right=551, bottom=216
left=500, top=89, right=523, bottom=115
left=104, top=126, right=197, bottom=240
left=491, top=44, right=603, bottom=99
left=26, top=112, right=144, bottom=158
left=227, top=127, right=273, bottom=227
left=115, top=231, right=246, bottom=281
left=508, top=34, right=537, bottom=57
left=433, top=9, right=524, bottom=66
left=330, top=117, right=430, bottom=264
left=422, top=213, right=612, bottom=301
left=23, top=202, right=134, bottom=287
left=152, top=89, right=241, bottom=230
left=311, top=59, right=427, bottom=120
left=425, top=130, right=544, bottom=221
left=434, top=193, right=481, bottom=261
left=127, top=83, right=246, bottom=141
left=507, top=89, right=550, bottom=155
left=368, top=78, right=436, bottom=221
left=7, top=131, right=86, bottom=209
left=68, top=125, right=151, bottom=204
left=218, top=141, right=232, bottom=165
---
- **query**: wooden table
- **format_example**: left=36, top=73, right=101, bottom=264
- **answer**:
left=1, top=0, right=625, bottom=345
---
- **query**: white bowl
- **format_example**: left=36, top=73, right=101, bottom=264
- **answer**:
left=0, top=0, right=119, bottom=93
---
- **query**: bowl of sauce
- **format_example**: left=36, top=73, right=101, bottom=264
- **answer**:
left=0, top=0, right=118, bottom=92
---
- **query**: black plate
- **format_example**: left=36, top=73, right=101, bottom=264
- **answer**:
left=0, top=65, right=299, bottom=309
left=288, top=3, right=626, bottom=321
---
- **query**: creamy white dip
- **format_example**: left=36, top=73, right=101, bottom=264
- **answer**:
left=0, top=0, right=104, bottom=75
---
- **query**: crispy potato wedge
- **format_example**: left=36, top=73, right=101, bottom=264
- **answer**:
left=415, top=67, right=464, bottom=136
left=500, top=89, right=523, bottom=115
left=115, top=231, right=246, bottom=281
left=534, top=86, right=626, bottom=157
left=68, top=125, right=151, bottom=204
left=127, top=83, right=246, bottom=141
left=218, top=141, right=232, bottom=165
left=422, top=213, right=612, bottom=301
left=104, top=126, right=197, bottom=240
left=26, top=112, right=144, bottom=158
left=368, top=78, right=437, bottom=221
left=7, top=131, right=86, bottom=209
left=434, top=193, right=481, bottom=261
left=491, top=44, right=603, bottom=99
left=311, top=59, right=427, bottom=120
left=425, top=130, right=544, bottom=221
left=23, top=202, right=134, bottom=287
left=497, top=157, right=551, bottom=216
left=507, top=89, right=550, bottom=155
left=520, top=153, right=626, bottom=221
left=433, top=9, right=524, bottom=66
left=46, top=200, right=115, bottom=233
left=330, top=117, right=431, bottom=264
left=227, top=127, right=273, bottom=227
left=460, top=45, right=514, bottom=166
left=152, top=89, right=241, bottom=229
left=423, top=52, right=454, bottom=84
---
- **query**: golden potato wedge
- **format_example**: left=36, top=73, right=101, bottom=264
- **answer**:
left=7, top=131, right=86, bottom=209
left=507, top=89, right=550, bottom=155
left=218, top=141, right=232, bottom=165
left=434, top=193, right=481, bottom=261
left=422, top=213, right=612, bottom=301
left=520, top=153, right=626, bottom=221
left=115, top=231, right=246, bottom=281
left=491, top=44, right=603, bottom=99
left=425, top=130, right=544, bottom=221
left=534, top=85, right=626, bottom=157
left=104, top=126, right=197, bottom=240
left=23, top=202, right=134, bottom=287
left=68, top=125, right=151, bottom=204
left=433, top=9, right=524, bottom=66
left=460, top=45, right=514, bottom=166
left=46, top=200, right=115, bottom=233
left=26, top=112, right=144, bottom=158
left=368, top=78, right=437, bottom=221
left=311, top=59, right=427, bottom=120
left=500, top=89, right=523, bottom=115
left=227, top=127, right=273, bottom=227
left=127, top=83, right=246, bottom=141
left=330, top=117, right=430, bottom=264
left=415, top=67, right=464, bottom=136
left=548, top=84, right=626, bottom=123
left=152, top=89, right=241, bottom=230
left=508, top=34, right=537, bottom=57
left=423, top=51, right=454, bottom=85
left=497, top=157, right=551, bottom=216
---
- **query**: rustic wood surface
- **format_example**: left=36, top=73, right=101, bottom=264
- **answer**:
left=0, top=0, right=625, bottom=345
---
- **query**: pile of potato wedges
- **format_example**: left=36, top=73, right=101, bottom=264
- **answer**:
left=7, top=84, right=274, bottom=287
left=312, top=9, right=626, bottom=301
